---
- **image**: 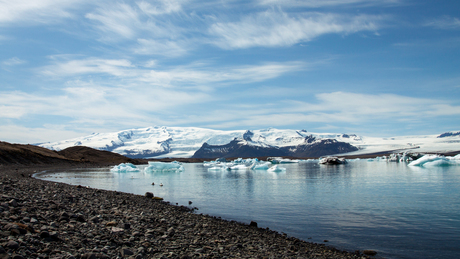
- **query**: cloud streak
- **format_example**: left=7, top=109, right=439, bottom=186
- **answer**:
left=209, top=11, right=384, bottom=49
left=424, top=16, right=460, bottom=30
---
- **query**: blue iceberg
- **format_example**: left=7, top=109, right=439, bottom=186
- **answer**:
left=409, top=154, right=460, bottom=167
left=144, top=161, right=184, bottom=172
left=110, top=163, right=140, bottom=172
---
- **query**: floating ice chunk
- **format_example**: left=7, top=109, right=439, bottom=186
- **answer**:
left=230, top=164, right=248, bottom=170
left=268, top=165, right=286, bottom=172
left=409, top=154, right=460, bottom=167
left=319, top=157, right=347, bottom=165
left=249, top=162, right=271, bottom=170
left=270, top=157, right=299, bottom=164
left=110, top=163, right=140, bottom=172
left=144, top=161, right=184, bottom=172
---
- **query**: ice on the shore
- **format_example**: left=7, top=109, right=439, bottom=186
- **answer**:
left=144, top=161, right=184, bottom=172
left=110, top=163, right=140, bottom=172
left=409, top=154, right=460, bottom=167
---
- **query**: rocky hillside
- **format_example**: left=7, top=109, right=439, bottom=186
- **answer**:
left=0, top=141, right=142, bottom=166
left=192, top=135, right=358, bottom=159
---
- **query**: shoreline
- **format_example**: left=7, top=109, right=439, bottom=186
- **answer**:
left=1, top=164, right=374, bottom=259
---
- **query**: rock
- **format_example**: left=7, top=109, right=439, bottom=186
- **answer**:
left=121, top=248, right=134, bottom=257
left=8, top=199, right=18, bottom=207
left=40, top=231, right=50, bottom=238
left=145, top=192, right=153, bottom=198
left=6, top=240, right=19, bottom=249
left=249, top=221, right=258, bottom=227
left=111, top=227, right=124, bottom=234
left=106, top=221, right=117, bottom=227
left=76, top=214, right=86, bottom=222
left=363, top=250, right=377, bottom=256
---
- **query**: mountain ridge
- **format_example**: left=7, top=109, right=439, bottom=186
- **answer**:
left=38, top=127, right=460, bottom=159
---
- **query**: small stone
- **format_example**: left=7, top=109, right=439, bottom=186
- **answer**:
left=12, top=254, right=25, bottom=259
left=121, top=248, right=134, bottom=256
left=363, top=250, right=378, bottom=256
left=145, top=192, right=153, bottom=198
left=249, top=221, right=258, bottom=227
left=106, top=221, right=117, bottom=226
left=7, top=240, right=19, bottom=249
left=40, top=231, right=50, bottom=238
left=76, top=214, right=86, bottom=222
left=50, top=222, right=58, bottom=228
left=112, top=227, right=124, bottom=234
left=8, top=199, right=18, bottom=207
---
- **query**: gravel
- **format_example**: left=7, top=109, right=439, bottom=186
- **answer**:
left=0, top=165, right=372, bottom=259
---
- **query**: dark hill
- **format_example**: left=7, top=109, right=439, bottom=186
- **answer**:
left=57, top=146, right=143, bottom=164
left=0, top=141, right=142, bottom=166
left=0, top=141, right=72, bottom=165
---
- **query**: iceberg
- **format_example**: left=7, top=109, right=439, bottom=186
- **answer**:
left=249, top=162, right=271, bottom=170
left=144, top=161, right=184, bottom=172
left=110, top=163, right=140, bottom=172
left=409, top=154, right=460, bottom=167
left=319, top=156, right=347, bottom=165
left=268, top=165, right=286, bottom=172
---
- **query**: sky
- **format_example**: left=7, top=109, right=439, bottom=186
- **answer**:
left=1, top=0, right=460, bottom=144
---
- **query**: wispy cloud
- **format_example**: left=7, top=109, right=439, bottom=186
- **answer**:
left=136, top=0, right=183, bottom=15
left=2, top=57, right=26, bottom=66
left=209, top=11, right=384, bottom=49
left=204, top=92, right=460, bottom=129
left=0, top=0, right=90, bottom=25
left=257, top=0, right=402, bottom=8
left=40, top=56, right=305, bottom=87
left=424, top=16, right=460, bottom=30
left=85, top=3, right=143, bottom=40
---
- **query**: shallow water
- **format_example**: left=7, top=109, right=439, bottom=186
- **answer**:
left=36, top=160, right=460, bottom=259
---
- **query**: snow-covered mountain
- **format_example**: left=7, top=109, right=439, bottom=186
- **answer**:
left=39, top=127, right=460, bottom=158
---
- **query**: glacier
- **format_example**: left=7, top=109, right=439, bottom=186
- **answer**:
left=39, top=126, right=460, bottom=159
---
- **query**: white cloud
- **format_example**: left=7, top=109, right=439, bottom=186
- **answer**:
left=0, top=124, right=85, bottom=144
left=209, top=11, right=383, bottom=49
left=137, top=0, right=183, bottom=15
left=41, top=57, right=134, bottom=77
left=2, top=57, right=26, bottom=66
left=424, top=16, right=460, bottom=30
left=134, top=38, right=189, bottom=57
left=203, top=92, right=460, bottom=129
left=0, top=0, right=90, bottom=25
left=257, top=0, right=402, bottom=8
left=40, top=57, right=305, bottom=88
left=85, top=3, right=142, bottom=40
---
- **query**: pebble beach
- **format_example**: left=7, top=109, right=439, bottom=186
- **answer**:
left=0, top=165, right=372, bottom=259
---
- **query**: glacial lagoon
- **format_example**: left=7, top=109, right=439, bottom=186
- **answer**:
left=36, top=159, right=460, bottom=259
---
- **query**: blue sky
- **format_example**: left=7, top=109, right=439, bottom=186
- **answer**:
left=1, top=0, right=459, bottom=143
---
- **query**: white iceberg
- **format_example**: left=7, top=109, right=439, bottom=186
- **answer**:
left=144, top=161, right=184, bottom=172
left=229, top=164, right=248, bottom=170
left=249, top=162, right=271, bottom=170
left=409, top=154, right=460, bottom=167
left=110, top=163, right=140, bottom=172
left=268, top=165, right=286, bottom=172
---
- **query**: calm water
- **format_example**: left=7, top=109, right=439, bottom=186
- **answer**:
left=36, top=160, right=460, bottom=259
